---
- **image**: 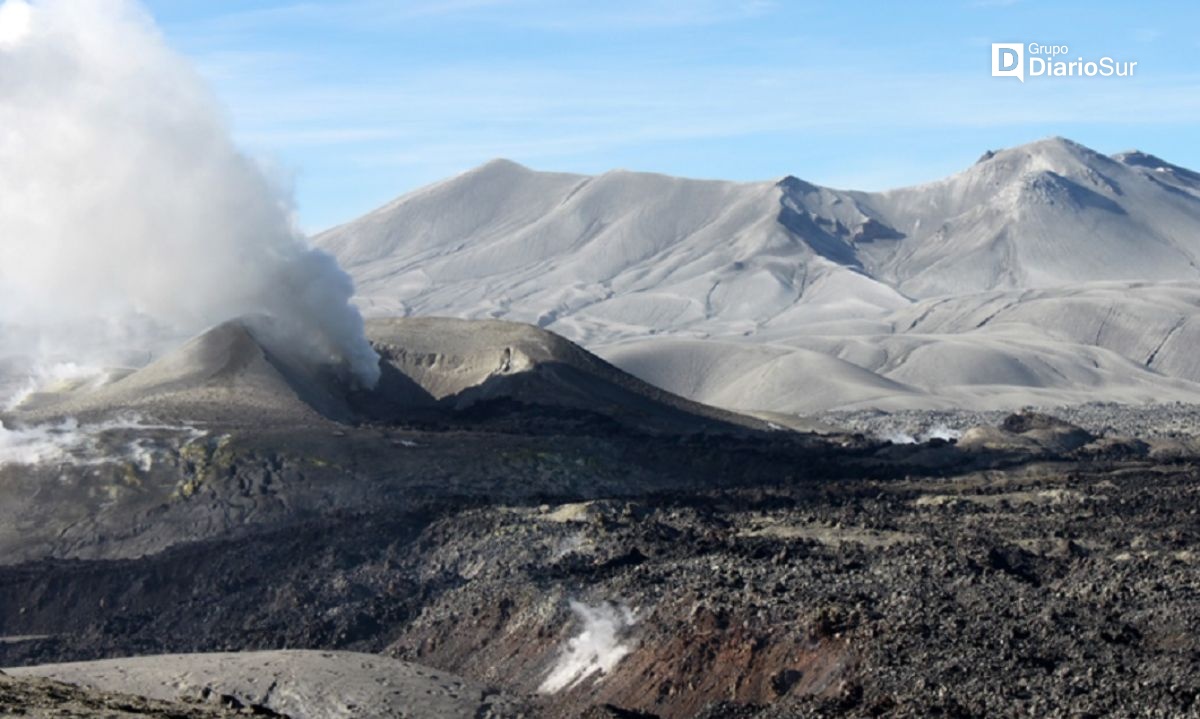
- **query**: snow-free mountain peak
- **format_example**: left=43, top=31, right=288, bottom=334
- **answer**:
left=315, top=138, right=1200, bottom=413
left=1112, top=149, right=1200, bottom=194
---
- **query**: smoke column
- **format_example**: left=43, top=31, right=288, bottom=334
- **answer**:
left=0, top=0, right=380, bottom=387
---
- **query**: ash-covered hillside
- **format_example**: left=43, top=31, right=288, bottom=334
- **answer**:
left=317, top=138, right=1200, bottom=413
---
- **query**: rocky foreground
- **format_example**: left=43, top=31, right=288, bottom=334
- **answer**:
left=1, top=409, right=1197, bottom=717
left=0, top=670, right=241, bottom=718
left=1, top=319, right=1198, bottom=717
left=5, top=650, right=528, bottom=718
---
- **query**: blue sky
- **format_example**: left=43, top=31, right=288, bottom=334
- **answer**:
left=141, top=0, right=1200, bottom=232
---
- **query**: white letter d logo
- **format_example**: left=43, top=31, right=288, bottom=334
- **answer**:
left=992, top=43, right=1024, bottom=82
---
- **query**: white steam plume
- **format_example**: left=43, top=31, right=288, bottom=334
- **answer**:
left=539, top=600, right=638, bottom=694
left=0, top=413, right=204, bottom=468
left=0, top=0, right=380, bottom=386
left=880, top=423, right=963, bottom=445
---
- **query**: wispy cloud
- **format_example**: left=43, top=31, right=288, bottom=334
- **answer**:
left=175, top=23, right=1200, bottom=205
left=174, top=0, right=775, bottom=41
left=515, top=0, right=777, bottom=31
left=1134, top=28, right=1163, bottom=43
left=141, top=0, right=1200, bottom=229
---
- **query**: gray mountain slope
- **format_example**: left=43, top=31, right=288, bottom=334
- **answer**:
left=12, top=319, right=351, bottom=425
left=362, top=316, right=766, bottom=431
left=318, top=158, right=909, bottom=345
left=854, top=138, right=1200, bottom=296
left=8, top=651, right=528, bottom=719
left=7, top=316, right=763, bottom=433
left=315, top=138, right=1200, bottom=413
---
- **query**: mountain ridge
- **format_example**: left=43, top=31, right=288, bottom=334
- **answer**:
left=315, top=137, right=1200, bottom=413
